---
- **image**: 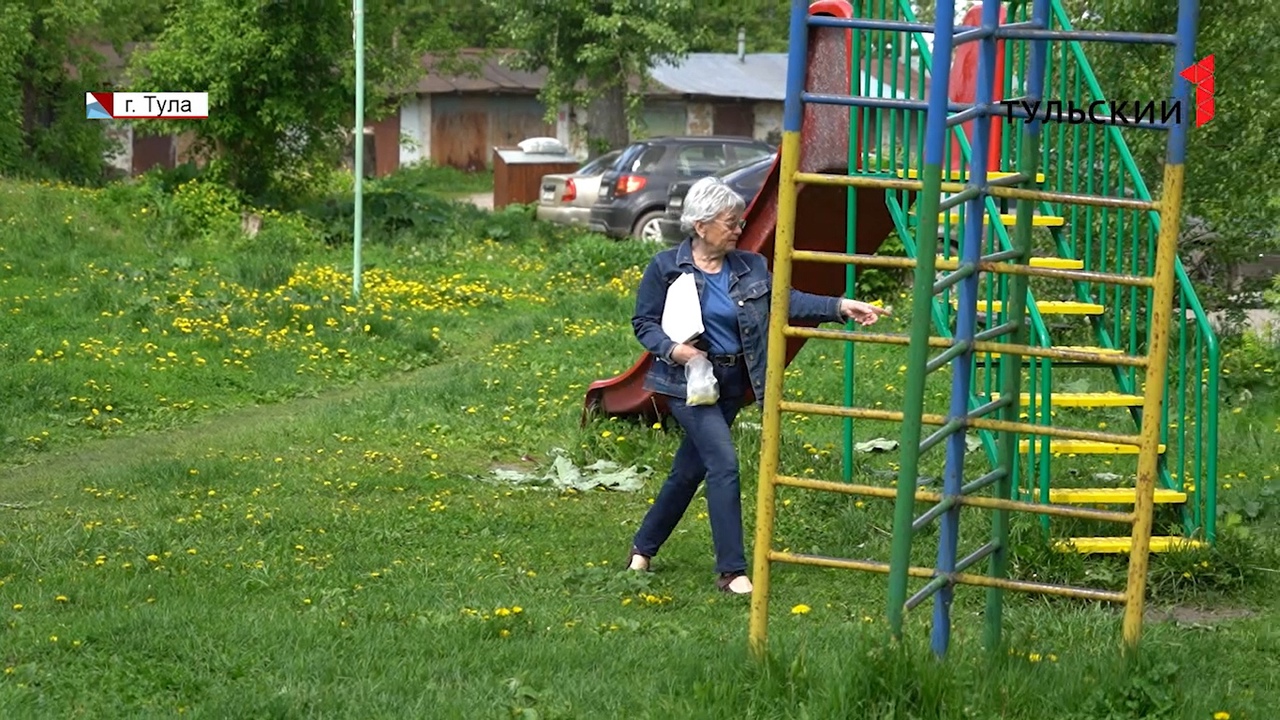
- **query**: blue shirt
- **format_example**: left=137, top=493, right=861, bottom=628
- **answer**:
left=697, top=264, right=742, bottom=355
left=631, top=237, right=844, bottom=405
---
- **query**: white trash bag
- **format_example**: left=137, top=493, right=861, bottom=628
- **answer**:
left=685, top=354, right=719, bottom=406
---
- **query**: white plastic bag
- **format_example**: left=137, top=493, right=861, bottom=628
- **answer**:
left=661, top=272, right=704, bottom=344
left=685, top=354, right=719, bottom=406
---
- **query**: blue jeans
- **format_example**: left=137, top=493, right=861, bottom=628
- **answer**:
left=633, top=361, right=749, bottom=575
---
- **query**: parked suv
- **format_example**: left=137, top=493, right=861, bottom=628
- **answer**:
left=587, top=136, right=775, bottom=242
left=659, top=152, right=776, bottom=244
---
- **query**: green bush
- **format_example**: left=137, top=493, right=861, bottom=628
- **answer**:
left=168, top=178, right=246, bottom=243
left=1220, top=330, right=1278, bottom=392
left=225, top=210, right=314, bottom=291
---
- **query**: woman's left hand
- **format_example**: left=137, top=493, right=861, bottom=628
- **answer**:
left=839, top=299, right=892, bottom=326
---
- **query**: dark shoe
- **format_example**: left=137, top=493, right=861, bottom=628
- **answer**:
left=627, top=546, right=651, bottom=572
left=716, top=571, right=753, bottom=594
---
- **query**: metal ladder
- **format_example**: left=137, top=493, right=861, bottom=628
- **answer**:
left=749, top=0, right=1201, bottom=657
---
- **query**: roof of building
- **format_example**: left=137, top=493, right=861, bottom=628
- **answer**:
left=415, top=50, right=547, bottom=94
left=648, top=53, right=790, bottom=101
left=415, top=49, right=923, bottom=103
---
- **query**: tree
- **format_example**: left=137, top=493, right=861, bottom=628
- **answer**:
left=1064, top=0, right=1280, bottom=308
left=401, top=0, right=504, bottom=52
left=130, top=0, right=426, bottom=201
left=495, top=0, right=701, bottom=157
left=0, top=0, right=157, bottom=183
left=688, top=0, right=791, bottom=53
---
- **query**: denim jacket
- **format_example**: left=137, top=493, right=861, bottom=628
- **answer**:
left=632, top=236, right=844, bottom=405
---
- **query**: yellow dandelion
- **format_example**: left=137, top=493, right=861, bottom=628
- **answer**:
left=791, top=604, right=811, bottom=615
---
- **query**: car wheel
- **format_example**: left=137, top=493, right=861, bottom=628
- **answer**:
left=632, top=210, right=666, bottom=243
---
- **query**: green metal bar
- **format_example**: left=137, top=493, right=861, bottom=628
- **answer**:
left=1026, top=356, right=1038, bottom=500
left=351, top=0, right=365, bottom=298
left=1069, top=51, right=1084, bottom=262
left=1202, top=287, right=1219, bottom=541
left=920, top=417, right=966, bottom=455
left=843, top=10, right=863, bottom=486
left=1084, top=122, right=1096, bottom=295
left=908, top=541, right=1000, bottom=611
left=1177, top=304, right=1191, bottom=528
left=1037, top=357, right=1052, bottom=527
left=913, top=468, right=1006, bottom=531
left=932, top=263, right=977, bottom=294
left=889, top=160, right=942, bottom=637
left=926, top=339, right=973, bottom=374
left=887, top=0, right=955, bottom=637
left=987, top=0, right=1045, bottom=644
left=1127, top=178, right=1140, bottom=391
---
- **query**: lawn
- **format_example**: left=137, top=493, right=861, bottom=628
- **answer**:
left=1, top=174, right=1278, bottom=718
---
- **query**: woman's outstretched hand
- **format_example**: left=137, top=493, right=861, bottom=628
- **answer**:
left=839, top=299, right=893, bottom=326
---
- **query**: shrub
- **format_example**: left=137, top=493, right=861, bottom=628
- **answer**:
left=168, top=178, right=245, bottom=243
left=225, top=210, right=314, bottom=291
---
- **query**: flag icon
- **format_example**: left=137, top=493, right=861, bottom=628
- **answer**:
left=86, top=92, right=113, bottom=120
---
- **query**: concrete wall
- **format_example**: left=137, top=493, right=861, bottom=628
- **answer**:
left=752, top=102, right=783, bottom=144
left=396, top=94, right=787, bottom=169
left=685, top=102, right=714, bottom=136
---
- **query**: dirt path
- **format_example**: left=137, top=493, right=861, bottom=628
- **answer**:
left=0, top=362, right=454, bottom=501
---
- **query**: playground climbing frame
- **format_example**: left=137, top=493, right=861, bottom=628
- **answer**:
left=748, top=0, right=1204, bottom=658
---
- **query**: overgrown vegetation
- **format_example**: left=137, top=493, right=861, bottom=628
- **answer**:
left=1, top=172, right=1277, bottom=716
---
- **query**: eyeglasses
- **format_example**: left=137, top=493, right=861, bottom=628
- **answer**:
left=720, top=217, right=746, bottom=230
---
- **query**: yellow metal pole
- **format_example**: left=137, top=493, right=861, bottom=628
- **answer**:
left=748, top=129, right=803, bottom=659
left=1121, top=162, right=1184, bottom=648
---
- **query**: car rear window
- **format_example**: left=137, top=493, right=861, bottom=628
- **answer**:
left=732, top=145, right=774, bottom=165
left=577, top=150, right=621, bottom=175
left=625, top=145, right=666, bottom=173
left=675, top=143, right=729, bottom=177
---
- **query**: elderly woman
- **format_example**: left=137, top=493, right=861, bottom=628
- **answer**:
left=626, top=176, right=889, bottom=594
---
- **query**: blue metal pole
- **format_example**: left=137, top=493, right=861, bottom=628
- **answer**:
left=1168, top=0, right=1199, bottom=166
left=781, top=0, right=810, bottom=135
left=931, top=0, right=1000, bottom=658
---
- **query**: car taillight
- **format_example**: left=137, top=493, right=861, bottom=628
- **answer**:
left=615, top=174, right=646, bottom=196
left=562, top=178, right=576, bottom=202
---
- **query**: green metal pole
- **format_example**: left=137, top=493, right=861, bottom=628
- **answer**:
left=987, top=130, right=1038, bottom=650
left=986, top=0, right=1048, bottom=650
left=352, top=0, right=365, bottom=299
left=843, top=4, right=864, bottom=484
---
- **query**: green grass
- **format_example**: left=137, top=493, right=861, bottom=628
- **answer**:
left=1, top=176, right=1278, bottom=718
left=386, top=162, right=495, bottom=199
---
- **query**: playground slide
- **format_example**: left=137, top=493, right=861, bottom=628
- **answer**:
left=582, top=1, right=897, bottom=424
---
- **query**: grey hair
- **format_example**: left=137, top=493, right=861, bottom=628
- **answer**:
left=680, top=176, right=746, bottom=235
